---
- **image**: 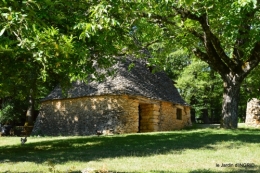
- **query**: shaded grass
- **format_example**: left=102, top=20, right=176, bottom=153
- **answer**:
left=0, top=125, right=260, bottom=172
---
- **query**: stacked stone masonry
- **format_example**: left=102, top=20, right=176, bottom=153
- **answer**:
left=139, top=104, right=160, bottom=132
left=246, top=98, right=260, bottom=128
left=32, top=95, right=191, bottom=136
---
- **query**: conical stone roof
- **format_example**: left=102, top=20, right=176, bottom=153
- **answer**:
left=42, top=59, right=188, bottom=105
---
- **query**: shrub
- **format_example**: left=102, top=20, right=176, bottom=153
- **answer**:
left=0, top=101, right=22, bottom=125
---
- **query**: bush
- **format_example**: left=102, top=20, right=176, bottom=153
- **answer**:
left=0, top=101, right=22, bottom=125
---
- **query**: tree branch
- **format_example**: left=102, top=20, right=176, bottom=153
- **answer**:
left=142, top=39, right=160, bottom=48
left=233, top=8, right=259, bottom=61
left=141, top=12, right=205, bottom=49
left=193, top=48, right=229, bottom=77
left=198, top=14, right=236, bottom=70
left=188, top=29, right=204, bottom=42
left=140, top=13, right=177, bottom=26
left=173, top=7, right=236, bottom=72
left=172, top=6, right=200, bottom=21
left=241, top=42, right=260, bottom=77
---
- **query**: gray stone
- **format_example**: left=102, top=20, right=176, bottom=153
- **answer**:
left=42, top=58, right=188, bottom=106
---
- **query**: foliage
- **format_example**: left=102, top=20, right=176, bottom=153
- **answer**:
left=239, top=65, right=260, bottom=119
left=176, top=58, right=223, bottom=118
left=176, top=57, right=260, bottom=121
left=5, top=0, right=134, bottom=76
left=83, top=0, right=260, bottom=128
left=0, top=0, right=131, bottom=123
left=0, top=0, right=130, bottom=96
left=0, top=103, right=15, bottom=124
left=0, top=100, right=25, bottom=124
left=1, top=0, right=260, bottom=127
left=161, top=49, right=191, bottom=80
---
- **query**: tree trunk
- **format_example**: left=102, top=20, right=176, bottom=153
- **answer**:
left=190, top=108, right=196, bottom=122
left=221, top=73, right=242, bottom=129
left=202, top=108, right=210, bottom=124
left=25, top=89, right=35, bottom=126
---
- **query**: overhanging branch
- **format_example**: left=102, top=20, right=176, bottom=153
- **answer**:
left=188, top=29, right=204, bottom=42
left=173, top=6, right=236, bottom=72
left=198, top=14, right=236, bottom=70
left=140, top=12, right=205, bottom=51
left=241, top=42, right=260, bottom=77
left=193, top=48, right=229, bottom=76
left=233, top=7, right=259, bottom=61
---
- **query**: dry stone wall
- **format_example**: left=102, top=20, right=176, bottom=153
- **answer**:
left=246, top=98, right=260, bottom=128
left=139, top=104, right=160, bottom=132
left=159, top=102, right=191, bottom=131
left=32, top=94, right=191, bottom=136
left=159, top=102, right=176, bottom=131
left=32, top=95, right=139, bottom=136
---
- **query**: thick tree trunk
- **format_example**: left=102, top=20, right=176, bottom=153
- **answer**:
left=221, top=74, right=242, bottom=129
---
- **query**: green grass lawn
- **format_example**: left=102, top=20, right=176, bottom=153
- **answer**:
left=0, top=124, right=259, bottom=173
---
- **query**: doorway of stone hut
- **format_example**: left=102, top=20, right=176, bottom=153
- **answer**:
left=138, top=103, right=159, bottom=132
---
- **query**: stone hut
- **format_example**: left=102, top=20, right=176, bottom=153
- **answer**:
left=32, top=59, right=191, bottom=136
left=245, top=98, right=260, bottom=128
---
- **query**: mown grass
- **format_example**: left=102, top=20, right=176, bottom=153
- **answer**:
left=0, top=124, right=259, bottom=173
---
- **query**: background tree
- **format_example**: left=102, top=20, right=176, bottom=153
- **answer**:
left=0, top=0, right=128, bottom=125
left=239, top=64, right=260, bottom=121
left=2, top=0, right=260, bottom=129
left=176, top=57, right=223, bottom=123
left=83, top=0, right=260, bottom=128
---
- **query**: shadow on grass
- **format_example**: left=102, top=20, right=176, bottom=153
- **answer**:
left=189, top=168, right=260, bottom=173
left=0, top=128, right=259, bottom=167
left=10, top=169, right=260, bottom=173
left=19, top=166, right=260, bottom=173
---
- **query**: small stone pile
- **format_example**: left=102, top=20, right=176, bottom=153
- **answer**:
left=245, top=98, right=260, bottom=128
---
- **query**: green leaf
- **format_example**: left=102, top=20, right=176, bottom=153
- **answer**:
left=0, top=27, right=6, bottom=36
left=185, top=0, right=195, bottom=5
